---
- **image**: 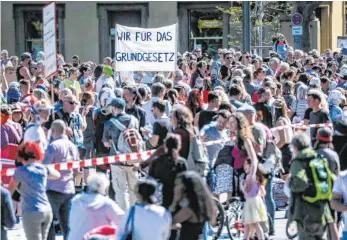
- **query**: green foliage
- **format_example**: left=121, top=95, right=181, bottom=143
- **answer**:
left=218, top=1, right=292, bottom=48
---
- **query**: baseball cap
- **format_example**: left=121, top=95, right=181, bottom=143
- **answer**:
left=108, top=97, right=125, bottom=110
left=21, top=52, right=31, bottom=60
left=237, top=105, right=256, bottom=115
left=1, top=50, right=8, bottom=55
left=7, top=86, right=21, bottom=101
left=32, top=99, right=53, bottom=112
left=309, top=77, right=321, bottom=86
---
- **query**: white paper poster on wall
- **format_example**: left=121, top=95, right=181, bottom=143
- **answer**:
left=115, top=24, right=177, bottom=72
left=43, top=2, right=57, bottom=78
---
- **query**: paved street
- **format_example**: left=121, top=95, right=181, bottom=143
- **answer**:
left=7, top=210, right=290, bottom=240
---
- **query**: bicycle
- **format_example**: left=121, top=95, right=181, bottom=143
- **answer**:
left=207, top=196, right=225, bottom=240
left=225, top=197, right=274, bottom=240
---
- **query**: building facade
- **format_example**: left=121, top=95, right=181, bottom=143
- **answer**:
left=1, top=1, right=231, bottom=63
left=1, top=1, right=346, bottom=64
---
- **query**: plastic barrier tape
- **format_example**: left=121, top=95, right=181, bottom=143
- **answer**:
left=0, top=122, right=333, bottom=177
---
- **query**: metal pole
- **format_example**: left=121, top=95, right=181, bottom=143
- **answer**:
left=258, top=1, right=263, bottom=57
left=242, top=1, right=251, bottom=53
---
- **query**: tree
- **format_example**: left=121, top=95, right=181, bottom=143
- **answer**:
left=218, top=2, right=292, bottom=54
left=290, top=1, right=322, bottom=52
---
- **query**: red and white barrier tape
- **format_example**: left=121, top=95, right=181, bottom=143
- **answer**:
left=0, top=122, right=333, bottom=177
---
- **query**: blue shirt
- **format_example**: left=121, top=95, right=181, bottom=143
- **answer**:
left=200, top=122, right=228, bottom=167
left=337, top=82, right=347, bottom=91
left=13, top=163, right=52, bottom=213
left=43, top=135, right=80, bottom=194
left=141, top=72, right=154, bottom=84
left=54, top=101, right=63, bottom=113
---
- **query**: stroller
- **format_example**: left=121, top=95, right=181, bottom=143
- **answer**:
left=272, top=177, right=289, bottom=210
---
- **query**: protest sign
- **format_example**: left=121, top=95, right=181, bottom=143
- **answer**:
left=43, top=2, right=57, bottom=78
left=115, top=24, right=177, bottom=71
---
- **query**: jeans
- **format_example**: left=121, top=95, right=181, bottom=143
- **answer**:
left=264, top=170, right=275, bottom=232
left=83, top=142, right=95, bottom=160
left=206, top=168, right=216, bottom=193
left=46, top=191, right=74, bottom=240
left=22, top=211, right=53, bottom=240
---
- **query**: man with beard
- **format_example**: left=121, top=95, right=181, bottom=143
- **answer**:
left=123, top=85, right=146, bottom=129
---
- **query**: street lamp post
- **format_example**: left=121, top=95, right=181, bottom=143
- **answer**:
left=242, top=1, right=251, bottom=53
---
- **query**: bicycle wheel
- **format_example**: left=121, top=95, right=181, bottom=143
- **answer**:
left=226, top=209, right=243, bottom=240
left=286, top=219, right=298, bottom=239
left=208, top=197, right=225, bottom=240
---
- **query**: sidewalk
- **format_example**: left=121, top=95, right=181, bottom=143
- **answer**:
left=7, top=210, right=290, bottom=240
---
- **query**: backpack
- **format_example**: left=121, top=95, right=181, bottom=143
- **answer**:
left=259, top=126, right=283, bottom=174
left=186, top=128, right=209, bottom=176
left=302, top=157, right=334, bottom=203
left=109, top=116, right=144, bottom=154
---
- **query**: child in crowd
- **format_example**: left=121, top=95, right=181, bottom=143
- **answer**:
left=242, top=159, right=267, bottom=240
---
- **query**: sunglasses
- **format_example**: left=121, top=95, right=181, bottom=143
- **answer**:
left=38, top=109, right=50, bottom=113
left=244, top=56, right=249, bottom=59
left=226, top=57, right=232, bottom=60
left=68, top=101, right=78, bottom=105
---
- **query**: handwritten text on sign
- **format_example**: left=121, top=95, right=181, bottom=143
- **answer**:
left=43, top=2, right=57, bottom=78
left=115, top=24, right=177, bottom=71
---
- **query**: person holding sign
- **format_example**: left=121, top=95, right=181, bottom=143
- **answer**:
left=190, top=61, right=207, bottom=89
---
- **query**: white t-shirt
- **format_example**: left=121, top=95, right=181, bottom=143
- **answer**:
left=116, top=204, right=171, bottom=240
left=332, top=170, right=347, bottom=231
left=95, top=76, right=115, bottom=93
left=23, top=124, right=48, bottom=150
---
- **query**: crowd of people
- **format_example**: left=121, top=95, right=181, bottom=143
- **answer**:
left=1, top=32, right=347, bottom=240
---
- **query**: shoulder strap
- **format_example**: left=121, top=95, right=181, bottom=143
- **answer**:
left=56, top=110, right=63, bottom=120
left=125, top=206, right=136, bottom=234
left=109, top=117, right=126, bottom=131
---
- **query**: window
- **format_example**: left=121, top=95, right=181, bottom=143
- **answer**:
left=189, top=10, right=223, bottom=57
left=108, top=11, right=141, bottom=58
left=24, top=11, right=60, bottom=61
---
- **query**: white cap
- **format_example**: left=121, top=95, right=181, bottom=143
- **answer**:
left=1, top=50, right=8, bottom=55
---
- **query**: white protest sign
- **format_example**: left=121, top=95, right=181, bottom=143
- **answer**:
left=115, top=24, right=177, bottom=72
left=43, top=2, right=57, bottom=78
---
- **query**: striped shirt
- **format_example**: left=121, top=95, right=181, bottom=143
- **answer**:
left=290, top=99, right=308, bottom=120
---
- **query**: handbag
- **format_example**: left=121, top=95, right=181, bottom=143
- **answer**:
left=123, top=206, right=136, bottom=240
